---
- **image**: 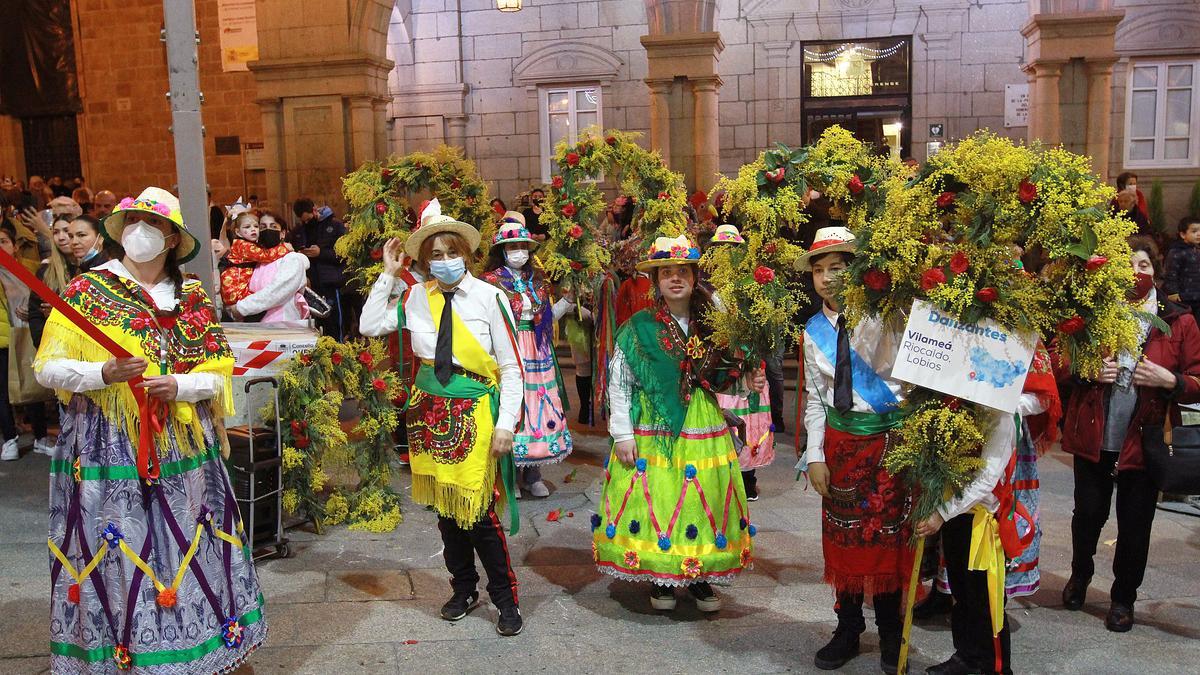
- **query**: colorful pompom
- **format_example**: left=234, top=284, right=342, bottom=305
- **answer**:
left=686, top=524, right=699, bottom=540
left=605, top=524, right=616, bottom=539
left=67, top=583, right=80, bottom=604
left=222, top=616, right=245, bottom=649
left=635, top=458, right=647, bottom=473
left=157, top=587, right=177, bottom=608
left=590, top=514, right=602, bottom=531
left=658, top=535, right=671, bottom=551
left=628, top=519, right=641, bottom=534
left=715, top=533, right=728, bottom=549
left=684, top=464, right=697, bottom=480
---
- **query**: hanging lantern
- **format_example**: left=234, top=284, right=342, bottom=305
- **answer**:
left=496, top=0, right=522, bottom=11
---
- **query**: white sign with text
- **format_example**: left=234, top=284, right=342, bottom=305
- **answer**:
left=891, top=300, right=1036, bottom=414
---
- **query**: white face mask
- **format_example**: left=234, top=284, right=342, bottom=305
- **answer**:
left=121, top=220, right=167, bottom=263
left=504, top=249, right=530, bottom=269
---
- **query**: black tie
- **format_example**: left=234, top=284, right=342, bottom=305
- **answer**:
left=834, top=315, right=853, bottom=414
left=435, top=289, right=455, bottom=385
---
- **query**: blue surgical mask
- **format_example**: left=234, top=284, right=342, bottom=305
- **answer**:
left=82, top=246, right=100, bottom=262
left=429, top=257, right=466, bottom=285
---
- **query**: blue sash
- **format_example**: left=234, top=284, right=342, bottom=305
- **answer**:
left=805, top=312, right=900, bottom=413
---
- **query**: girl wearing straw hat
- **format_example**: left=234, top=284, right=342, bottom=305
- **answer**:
left=480, top=212, right=576, bottom=498
left=34, top=187, right=268, bottom=672
left=594, top=234, right=762, bottom=613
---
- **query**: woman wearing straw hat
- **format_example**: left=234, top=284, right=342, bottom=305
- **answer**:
left=594, top=234, right=761, bottom=613
left=360, top=199, right=526, bottom=636
left=481, top=211, right=575, bottom=498
left=34, top=187, right=267, bottom=672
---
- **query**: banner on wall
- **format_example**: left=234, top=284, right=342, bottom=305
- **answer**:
left=217, top=0, right=259, bottom=73
left=891, top=300, right=1036, bottom=414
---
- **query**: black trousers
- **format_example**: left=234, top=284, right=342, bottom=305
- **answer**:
left=943, top=512, right=1011, bottom=674
left=835, top=590, right=902, bottom=637
left=437, top=506, right=518, bottom=610
left=1070, top=454, right=1159, bottom=606
left=764, top=346, right=786, bottom=429
left=0, top=348, right=16, bottom=441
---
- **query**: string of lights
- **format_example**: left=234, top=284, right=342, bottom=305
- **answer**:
left=803, top=41, right=906, bottom=63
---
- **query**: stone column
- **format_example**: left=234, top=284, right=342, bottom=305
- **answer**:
left=692, top=76, right=722, bottom=192
left=257, top=99, right=285, bottom=214
left=445, top=115, right=468, bottom=151
left=647, top=80, right=673, bottom=167
left=348, top=96, right=377, bottom=168
left=1084, top=58, right=1117, bottom=182
left=1027, top=60, right=1066, bottom=146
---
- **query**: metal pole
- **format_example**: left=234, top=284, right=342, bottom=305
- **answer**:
left=162, top=0, right=216, bottom=296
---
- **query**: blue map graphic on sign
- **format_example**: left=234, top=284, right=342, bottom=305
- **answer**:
left=968, top=346, right=1027, bottom=388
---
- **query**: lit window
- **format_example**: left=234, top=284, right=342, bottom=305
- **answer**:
left=539, top=85, right=602, bottom=183
left=1124, top=60, right=1199, bottom=168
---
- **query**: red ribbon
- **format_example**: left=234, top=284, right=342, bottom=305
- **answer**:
left=0, top=249, right=164, bottom=481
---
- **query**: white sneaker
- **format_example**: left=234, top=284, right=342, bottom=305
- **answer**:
left=1, top=439, right=19, bottom=461
left=528, top=480, right=550, bottom=498
left=34, top=437, right=56, bottom=455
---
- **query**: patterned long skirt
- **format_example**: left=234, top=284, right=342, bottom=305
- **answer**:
left=715, top=384, right=775, bottom=471
left=593, top=391, right=753, bottom=586
left=512, top=328, right=572, bottom=466
left=48, top=396, right=266, bottom=674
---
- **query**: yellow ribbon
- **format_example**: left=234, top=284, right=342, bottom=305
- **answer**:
left=968, top=504, right=1007, bottom=638
left=48, top=539, right=108, bottom=584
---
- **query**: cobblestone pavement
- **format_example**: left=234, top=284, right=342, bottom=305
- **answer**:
left=2, top=387, right=1199, bottom=674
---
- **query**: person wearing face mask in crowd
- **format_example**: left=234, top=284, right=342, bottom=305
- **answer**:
left=66, top=215, right=108, bottom=272
left=231, top=212, right=312, bottom=323
left=32, top=187, right=268, bottom=670
left=359, top=199, right=525, bottom=636
left=1054, top=236, right=1200, bottom=634
left=291, top=198, right=349, bottom=340
left=480, top=213, right=577, bottom=498
left=218, top=207, right=291, bottom=312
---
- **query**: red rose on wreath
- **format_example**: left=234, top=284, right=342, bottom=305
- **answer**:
left=375, top=202, right=388, bottom=215
left=847, top=175, right=865, bottom=195
left=300, top=354, right=312, bottom=366
left=565, top=152, right=580, bottom=167
left=569, top=224, right=584, bottom=239
left=753, top=266, right=775, bottom=284
left=358, top=351, right=374, bottom=367
left=764, top=242, right=777, bottom=256
left=1018, top=179, right=1038, bottom=204
left=561, top=203, right=577, bottom=218
left=451, top=178, right=461, bottom=189
left=372, top=378, right=388, bottom=392
left=936, top=191, right=956, bottom=209
left=658, top=191, right=669, bottom=201
left=380, top=168, right=392, bottom=180
left=294, top=436, right=310, bottom=449
left=976, top=287, right=998, bottom=303
left=1058, top=316, right=1086, bottom=335
left=943, top=395, right=961, bottom=411
left=331, top=353, right=343, bottom=365
left=864, top=268, right=892, bottom=291
left=605, top=135, right=617, bottom=146
left=764, top=167, right=786, bottom=183
left=921, top=268, right=947, bottom=290
left=551, top=175, right=564, bottom=189
left=569, top=261, right=583, bottom=271
left=370, top=248, right=383, bottom=261
left=949, top=251, right=970, bottom=274
left=1086, top=255, right=1108, bottom=271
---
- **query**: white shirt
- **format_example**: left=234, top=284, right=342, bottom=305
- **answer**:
left=802, top=306, right=907, bottom=463
left=362, top=271, right=522, bottom=433
left=34, top=259, right=225, bottom=402
left=359, top=271, right=420, bottom=337
left=607, top=310, right=690, bottom=443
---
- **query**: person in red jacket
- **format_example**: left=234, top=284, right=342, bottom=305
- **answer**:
left=1055, top=236, right=1200, bottom=633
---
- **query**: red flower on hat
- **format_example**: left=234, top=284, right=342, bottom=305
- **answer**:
left=864, top=268, right=892, bottom=291
left=1085, top=255, right=1108, bottom=271
left=1058, top=316, right=1086, bottom=335
left=569, top=224, right=584, bottom=239
left=372, top=378, right=388, bottom=392
left=921, top=268, right=947, bottom=290
left=375, top=202, right=387, bottom=215
left=1018, top=179, right=1038, bottom=204
left=551, top=175, right=564, bottom=189
left=976, top=287, right=998, bottom=303
left=605, top=135, right=617, bottom=146
left=949, top=251, right=970, bottom=274
left=753, top=266, right=775, bottom=284
left=561, top=203, right=577, bottom=218
left=936, top=191, right=956, bottom=209
left=847, top=175, right=865, bottom=195
left=565, top=152, right=580, bottom=167
left=764, top=167, right=786, bottom=183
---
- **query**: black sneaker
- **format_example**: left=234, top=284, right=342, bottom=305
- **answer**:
left=496, top=605, right=523, bottom=636
left=880, top=633, right=901, bottom=675
left=439, top=591, right=480, bottom=621
left=688, top=582, right=722, bottom=612
left=912, top=590, right=952, bottom=620
left=813, top=628, right=860, bottom=670
left=1062, top=574, right=1090, bottom=611
left=650, top=584, right=677, bottom=611
left=745, top=485, right=759, bottom=502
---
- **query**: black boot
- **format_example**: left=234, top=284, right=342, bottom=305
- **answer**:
left=880, top=632, right=901, bottom=675
left=912, top=589, right=953, bottom=620
left=814, top=628, right=861, bottom=670
left=576, top=375, right=593, bottom=425
left=1062, top=573, right=1090, bottom=611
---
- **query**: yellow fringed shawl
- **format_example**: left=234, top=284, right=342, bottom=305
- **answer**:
left=33, top=270, right=234, bottom=456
